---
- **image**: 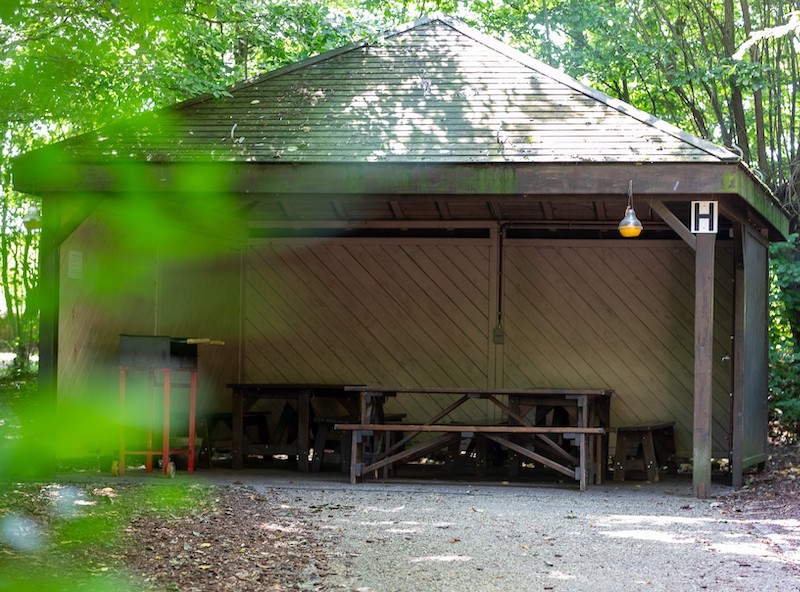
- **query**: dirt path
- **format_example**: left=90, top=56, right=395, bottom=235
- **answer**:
left=123, top=469, right=800, bottom=592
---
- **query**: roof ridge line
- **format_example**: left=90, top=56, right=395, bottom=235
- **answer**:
left=172, top=15, right=447, bottom=112
left=437, top=17, right=740, bottom=163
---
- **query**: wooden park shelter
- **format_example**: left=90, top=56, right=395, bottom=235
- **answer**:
left=12, top=16, right=789, bottom=496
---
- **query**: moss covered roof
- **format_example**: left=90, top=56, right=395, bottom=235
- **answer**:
left=55, top=16, right=739, bottom=165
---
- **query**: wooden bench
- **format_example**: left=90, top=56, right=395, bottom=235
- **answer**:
left=197, top=412, right=270, bottom=468
left=613, top=422, right=676, bottom=482
left=313, top=413, right=405, bottom=473
left=336, top=423, right=605, bottom=491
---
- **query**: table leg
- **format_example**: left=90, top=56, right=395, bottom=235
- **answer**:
left=119, top=369, right=127, bottom=476
left=579, top=432, right=588, bottom=491
left=188, top=370, right=197, bottom=474
left=577, top=395, right=588, bottom=490
left=359, top=391, right=368, bottom=423
left=232, top=389, right=244, bottom=470
left=162, top=369, right=171, bottom=474
left=475, top=435, right=487, bottom=478
left=297, top=389, right=310, bottom=472
left=349, top=429, right=360, bottom=484
left=146, top=371, right=155, bottom=472
left=445, top=439, right=459, bottom=476
left=588, top=396, right=610, bottom=484
left=351, top=390, right=375, bottom=482
left=365, top=393, right=389, bottom=477
left=642, top=430, right=660, bottom=482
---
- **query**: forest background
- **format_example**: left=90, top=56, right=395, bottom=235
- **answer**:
left=2, top=0, right=800, bottom=438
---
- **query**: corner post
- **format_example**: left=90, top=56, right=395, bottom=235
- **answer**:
left=38, top=197, right=60, bottom=408
left=693, top=232, right=716, bottom=498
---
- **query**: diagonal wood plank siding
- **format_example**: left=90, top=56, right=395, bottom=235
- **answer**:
left=58, top=212, right=243, bottom=438
left=59, top=217, right=159, bottom=411
left=246, top=237, right=736, bottom=453
left=243, top=238, right=494, bottom=422
left=59, top=221, right=739, bottom=461
left=502, top=240, right=734, bottom=457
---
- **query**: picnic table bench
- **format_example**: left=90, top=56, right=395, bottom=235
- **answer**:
left=336, top=386, right=612, bottom=491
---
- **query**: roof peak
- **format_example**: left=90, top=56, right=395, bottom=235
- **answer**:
left=26, top=14, right=742, bottom=168
left=181, top=14, right=737, bottom=163
left=407, top=16, right=739, bottom=162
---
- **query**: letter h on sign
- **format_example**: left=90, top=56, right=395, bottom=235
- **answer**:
left=691, top=201, right=718, bottom=234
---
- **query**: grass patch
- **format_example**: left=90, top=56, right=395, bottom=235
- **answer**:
left=0, top=371, right=37, bottom=440
left=0, top=479, right=214, bottom=591
left=1, top=369, right=215, bottom=590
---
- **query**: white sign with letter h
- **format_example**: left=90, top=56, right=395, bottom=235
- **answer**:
left=691, top=201, right=718, bottom=234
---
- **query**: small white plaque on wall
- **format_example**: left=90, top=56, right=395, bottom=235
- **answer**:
left=67, top=250, right=83, bottom=279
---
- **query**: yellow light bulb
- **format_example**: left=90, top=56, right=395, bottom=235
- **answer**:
left=618, top=206, right=643, bottom=238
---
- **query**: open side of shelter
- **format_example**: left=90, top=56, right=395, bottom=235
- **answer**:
left=12, top=16, right=789, bottom=496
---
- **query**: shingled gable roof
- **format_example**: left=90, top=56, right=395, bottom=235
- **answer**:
left=12, top=15, right=790, bottom=238
left=49, top=15, right=738, bottom=165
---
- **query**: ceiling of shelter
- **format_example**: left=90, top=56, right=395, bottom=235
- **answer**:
left=55, top=17, right=738, bottom=166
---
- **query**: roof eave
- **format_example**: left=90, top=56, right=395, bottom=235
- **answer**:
left=10, top=156, right=789, bottom=240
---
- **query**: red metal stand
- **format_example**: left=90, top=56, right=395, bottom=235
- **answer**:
left=118, top=365, right=198, bottom=475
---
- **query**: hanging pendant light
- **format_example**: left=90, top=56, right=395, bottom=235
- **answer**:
left=23, top=205, right=42, bottom=231
left=618, top=180, right=642, bottom=238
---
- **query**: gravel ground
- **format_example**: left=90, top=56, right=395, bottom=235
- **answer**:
left=196, top=470, right=800, bottom=592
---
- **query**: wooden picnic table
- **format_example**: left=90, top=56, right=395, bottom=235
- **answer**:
left=227, top=383, right=366, bottom=470
left=336, top=386, right=612, bottom=490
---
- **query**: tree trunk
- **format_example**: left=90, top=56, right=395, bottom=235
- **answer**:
left=725, top=0, right=751, bottom=161
left=740, top=0, right=768, bottom=173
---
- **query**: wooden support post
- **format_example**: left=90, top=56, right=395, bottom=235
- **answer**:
left=731, top=225, right=745, bottom=489
left=232, top=389, right=244, bottom=469
left=488, top=225, right=503, bottom=387
left=693, top=233, right=716, bottom=498
left=297, top=389, right=310, bottom=472
left=162, top=369, right=171, bottom=473
left=36, top=199, right=60, bottom=476
left=349, top=430, right=361, bottom=484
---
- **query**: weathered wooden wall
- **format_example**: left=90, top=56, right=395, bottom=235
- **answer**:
left=55, top=216, right=737, bottom=460
left=502, top=240, right=734, bottom=458
left=243, top=237, right=495, bottom=423
left=243, top=237, right=735, bottom=457
left=58, top=205, right=244, bottom=448
left=59, top=216, right=158, bottom=411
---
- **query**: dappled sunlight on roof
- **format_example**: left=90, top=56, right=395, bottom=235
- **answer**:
left=40, top=18, right=733, bottom=165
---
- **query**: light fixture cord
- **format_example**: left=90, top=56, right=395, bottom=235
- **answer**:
left=628, top=180, right=634, bottom=209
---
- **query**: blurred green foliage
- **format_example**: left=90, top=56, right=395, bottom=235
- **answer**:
left=0, top=369, right=119, bottom=480
left=0, top=325, right=222, bottom=586
left=0, top=9, right=799, bottom=589
left=0, top=373, right=214, bottom=591
left=0, top=180, right=39, bottom=375
left=0, top=478, right=213, bottom=591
